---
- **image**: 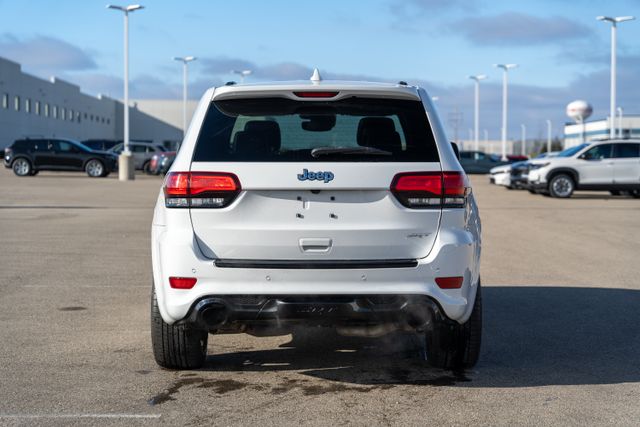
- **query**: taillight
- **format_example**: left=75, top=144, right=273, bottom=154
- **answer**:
left=391, top=172, right=468, bottom=209
left=169, top=277, right=197, bottom=289
left=164, top=172, right=240, bottom=208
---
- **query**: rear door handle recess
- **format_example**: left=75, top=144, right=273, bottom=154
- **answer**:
left=299, top=238, right=332, bottom=253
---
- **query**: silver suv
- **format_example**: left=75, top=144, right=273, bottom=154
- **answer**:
left=150, top=72, right=483, bottom=370
left=527, top=140, right=640, bottom=198
left=109, top=141, right=166, bottom=172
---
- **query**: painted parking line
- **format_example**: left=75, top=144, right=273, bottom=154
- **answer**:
left=21, top=285, right=149, bottom=288
left=0, top=413, right=161, bottom=419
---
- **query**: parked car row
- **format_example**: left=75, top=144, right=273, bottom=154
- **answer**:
left=489, top=140, right=640, bottom=198
left=3, top=138, right=172, bottom=178
left=4, top=138, right=118, bottom=177
left=459, top=150, right=528, bottom=174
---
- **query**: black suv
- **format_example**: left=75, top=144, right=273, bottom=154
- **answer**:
left=4, top=138, right=118, bottom=177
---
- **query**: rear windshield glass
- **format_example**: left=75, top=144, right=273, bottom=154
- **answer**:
left=193, top=97, right=439, bottom=162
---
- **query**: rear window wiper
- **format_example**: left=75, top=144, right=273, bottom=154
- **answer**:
left=310, top=146, right=392, bottom=158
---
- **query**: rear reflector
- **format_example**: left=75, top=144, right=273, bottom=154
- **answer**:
left=391, top=171, right=468, bottom=209
left=293, top=91, right=339, bottom=98
left=435, top=276, right=464, bottom=289
left=169, top=277, right=197, bottom=289
left=164, top=172, right=240, bottom=208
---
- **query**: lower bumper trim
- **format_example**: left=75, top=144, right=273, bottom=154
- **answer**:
left=214, top=259, right=418, bottom=269
left=183, top=294, right=448, bottom=331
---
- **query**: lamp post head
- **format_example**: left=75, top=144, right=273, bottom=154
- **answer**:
left=174, top=56, right=197, bottom=63
left=106, top=4, right=144, bottom=13
left=597, top=15, right=635, bottom=24
left=494, top=64, right=518, bottom=71
left=469, top=74, right=487, bottom=82
left=231, top=70, right=252, bottom=77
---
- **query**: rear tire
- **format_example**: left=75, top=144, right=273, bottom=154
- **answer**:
left=12, top=158, right=32, bottom=176
left=143, top=160, right=151, bottom=174
left=548, top=174, right=575, bottom=198
left=425, top=282, right=482, bottom=370
left=151, top=286, right=208, bottom=369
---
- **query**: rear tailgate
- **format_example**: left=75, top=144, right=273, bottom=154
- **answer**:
left=182, top=92, right=443, bottom=262
left=190, top=162, right=441, bottom=260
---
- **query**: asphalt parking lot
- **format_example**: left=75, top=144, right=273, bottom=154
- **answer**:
left=0, top=168, right=639, bottom=426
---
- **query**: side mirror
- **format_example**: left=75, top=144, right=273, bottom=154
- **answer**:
left=450, top=142, right=460, bottom=160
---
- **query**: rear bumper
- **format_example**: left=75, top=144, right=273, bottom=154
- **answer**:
left=152, top=223, right=481, bottom=327
left=184, top=294, right=447, bottom=332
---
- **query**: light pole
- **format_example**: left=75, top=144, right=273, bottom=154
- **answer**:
left=597, top=16, right=635, bottom=139
left=468, top=74, right=487, bottom=152
left=617, top=107, right=623, bottom=138
left=520, top=124, right=526, bottom=156
left=494, top=64, right=517, bottom=160
left=546, top=119, right=552, bottom=154
left=173, top=56, right=196, bottom=137
left=231, top=70, right=252, bottom=83
left=107, top=3, right=144, bottom=181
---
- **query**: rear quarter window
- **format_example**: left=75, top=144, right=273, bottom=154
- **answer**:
left=192, top=97, right=439, bottom=162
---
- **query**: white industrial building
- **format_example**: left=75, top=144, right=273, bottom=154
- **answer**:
left=0, top=56, right=195, bottom=149
left=564, top=116, right=640, bottom=148
left=458, top=139, right=516, bottom=155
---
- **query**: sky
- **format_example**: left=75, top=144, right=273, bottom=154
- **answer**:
left=1, top=0, right=639, bottom=140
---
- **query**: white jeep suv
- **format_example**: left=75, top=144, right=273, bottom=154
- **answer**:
left=527, top=140, right=640, bottom=198
left=151, top=73, right=482, bottom=370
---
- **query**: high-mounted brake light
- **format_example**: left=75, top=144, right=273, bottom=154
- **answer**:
left=391, top=172, right=468, bottom=209
left=164, top=172, right=240, bottom=208
left=293, top=91, right=339, bottom=98
left=169, top=277, right=197, bottom=289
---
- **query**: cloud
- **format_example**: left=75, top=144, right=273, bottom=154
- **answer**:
left=200, top=56, right=386, bottom=83
left=0, top=34, right=97, bottom=74
left=454, top=13, right=595, bottom=46
left=200, top=57, right=256, bottom=74
left=65, top=73, right=122, bottom=98
left=390, top=0, right=478, bottom=15
left=387, top=0, right=479, bottom=32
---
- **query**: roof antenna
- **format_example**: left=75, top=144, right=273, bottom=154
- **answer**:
left=310, top=68, right=322, bottom=83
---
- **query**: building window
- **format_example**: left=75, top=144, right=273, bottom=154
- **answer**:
left=25, top=99, right=31, bottom=113
left=52, top=105, right=58, bottom=119
left=2, top=93, right=8, bottom=109
left=61, top=107, right=66, bottom=120
left=14, top=96, right=20, bottom=111
left=44, top=103, right=49, bottom=117
left=76, top=111, right=81, bottom=123
left=107, top=118, right=110, bottom=125
left=90, top=114, right=94, bottom=121
left=35, top=101, right=40, bottom=115
left=84, top=112, right=87, bottom=119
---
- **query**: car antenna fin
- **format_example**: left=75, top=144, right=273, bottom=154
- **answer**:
left=310, top=68, right=322, bottom=84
